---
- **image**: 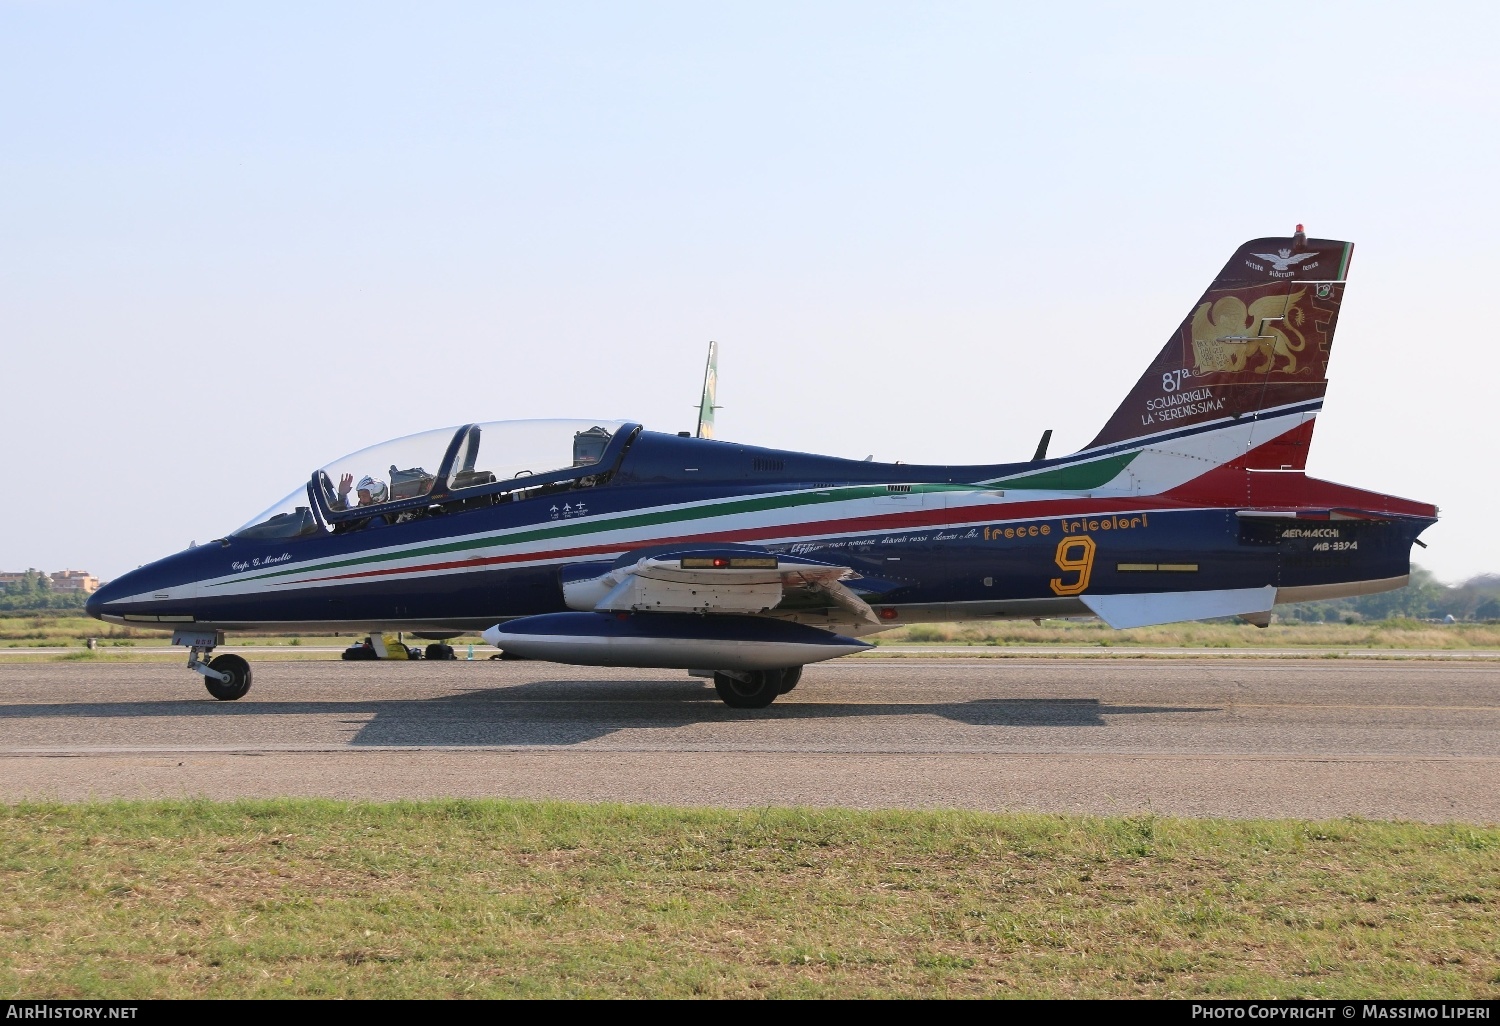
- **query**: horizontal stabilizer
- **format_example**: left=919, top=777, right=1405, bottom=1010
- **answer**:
left=1081, top=586, right=1276, bottom=630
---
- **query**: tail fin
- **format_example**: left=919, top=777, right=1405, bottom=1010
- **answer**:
left=1085, top=228, right=1353, bottom=470
left=696, top=340, right=719, bottom=439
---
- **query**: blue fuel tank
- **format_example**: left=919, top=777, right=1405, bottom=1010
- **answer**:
left=482, top=612, right=871, bottom=670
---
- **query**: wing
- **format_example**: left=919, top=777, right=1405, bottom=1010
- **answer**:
left=1251, top=252, right=1282, bottom=263
left=485, top=546, right=880, bottom=671
left=1285, top=252, right=1318, bottom=265
left=561, top=547, right=879, bottom=625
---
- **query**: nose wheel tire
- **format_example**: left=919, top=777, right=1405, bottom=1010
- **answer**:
left=205, top=654, right=252, bottom=701
left=713, top=669, right=784, bottom=709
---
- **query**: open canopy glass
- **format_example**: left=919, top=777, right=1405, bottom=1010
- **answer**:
left=230, top=489, right=321, bottom=540
left=230, top=419, right=629, bottom=538
left=445, top=420, right=626, bottom=491
left=314, top=427, right=458, bottom=515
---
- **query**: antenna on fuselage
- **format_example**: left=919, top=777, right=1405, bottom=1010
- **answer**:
left=1032, top=429, right=1053, bottom=462
left=695, top=341, right=721, bottom=439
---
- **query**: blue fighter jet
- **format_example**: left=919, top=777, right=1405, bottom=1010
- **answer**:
left=89, top=229, right=1436, bottom=707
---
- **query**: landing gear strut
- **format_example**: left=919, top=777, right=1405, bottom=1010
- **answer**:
left=712, top=667, right=801, bottom=708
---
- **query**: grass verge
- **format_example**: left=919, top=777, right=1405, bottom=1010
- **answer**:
left=9, top=613, right=1500, bottom=652
left=2, top=801, right=1497, bottom=998
left=877, top=619, right=1500, bottom=650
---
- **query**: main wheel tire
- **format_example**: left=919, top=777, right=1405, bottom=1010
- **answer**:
left=778, top=666, right=803, bottom=694
left=713, top=669, right=782, bottom=709
left=205, top=654, right=252, bottom=701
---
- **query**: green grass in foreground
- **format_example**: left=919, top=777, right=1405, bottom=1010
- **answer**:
left=2, top=801, right=1497, bottom=998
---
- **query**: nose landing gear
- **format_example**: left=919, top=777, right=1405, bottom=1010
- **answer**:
left=203, top=654, right=252, bottom=701
left=175, top=629, right=253, bottom=701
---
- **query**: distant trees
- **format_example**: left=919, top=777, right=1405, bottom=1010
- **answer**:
left=1277, top=566, right=1500, bottom=623
left=0, top=570, right=88, bottom=611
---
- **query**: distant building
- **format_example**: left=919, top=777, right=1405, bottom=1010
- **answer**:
left=0, top=570, right=102, bottom=594
left=49, top=570, right=100, bottom=594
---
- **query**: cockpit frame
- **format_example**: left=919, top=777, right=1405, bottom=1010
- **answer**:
left=306, top=422, right=642, bottom=528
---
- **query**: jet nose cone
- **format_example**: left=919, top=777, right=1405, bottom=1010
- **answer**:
left=85, top=582, right=115, bottom=620
left=85, top=574, right=133, bottom=621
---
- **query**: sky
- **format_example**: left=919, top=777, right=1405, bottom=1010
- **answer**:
left=1, top=1, right=1496, bottom=583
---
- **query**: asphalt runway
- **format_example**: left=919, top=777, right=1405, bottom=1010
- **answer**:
left=2, top=658, right=1497, bottom=822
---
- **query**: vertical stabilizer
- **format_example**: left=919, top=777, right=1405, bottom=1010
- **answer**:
left=696, top=341, right=719, bottom=439
left=1084, top=228, right=1352, bottom=471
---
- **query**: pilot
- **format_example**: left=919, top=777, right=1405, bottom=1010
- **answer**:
left=334, top=474, right=391, bottom=526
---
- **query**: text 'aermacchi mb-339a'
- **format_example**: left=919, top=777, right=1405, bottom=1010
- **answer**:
left=89, top=229, right=1437, bottom=707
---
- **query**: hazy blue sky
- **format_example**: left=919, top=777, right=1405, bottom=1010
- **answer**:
left=2, top=2, right=1495, bottom=583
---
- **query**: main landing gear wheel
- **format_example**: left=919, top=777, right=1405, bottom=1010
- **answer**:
left=713, top=669, right=784, bottom=709
left=205, top=654, right=252, bottom=701
left=778, top=666, right=803, bottom=694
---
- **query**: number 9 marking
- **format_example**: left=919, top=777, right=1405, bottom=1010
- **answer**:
left=1050, top=535, right=1096, bottom=596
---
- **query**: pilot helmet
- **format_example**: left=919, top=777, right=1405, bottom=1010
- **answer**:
left=355, top=475, right=388, bottom=504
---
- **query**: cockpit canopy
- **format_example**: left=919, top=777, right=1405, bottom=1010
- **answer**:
left=231, top=419, right=630, bottom=539
left=316, top=426, right=457, bottom=516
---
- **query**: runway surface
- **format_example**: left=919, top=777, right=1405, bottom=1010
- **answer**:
left=2, top=658, right=1497, bottom=821
left=4, top=645, right=1496, bottom=658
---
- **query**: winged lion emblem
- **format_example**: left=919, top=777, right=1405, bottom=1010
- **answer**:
left=1190, top=289, right=1309, bottom=375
